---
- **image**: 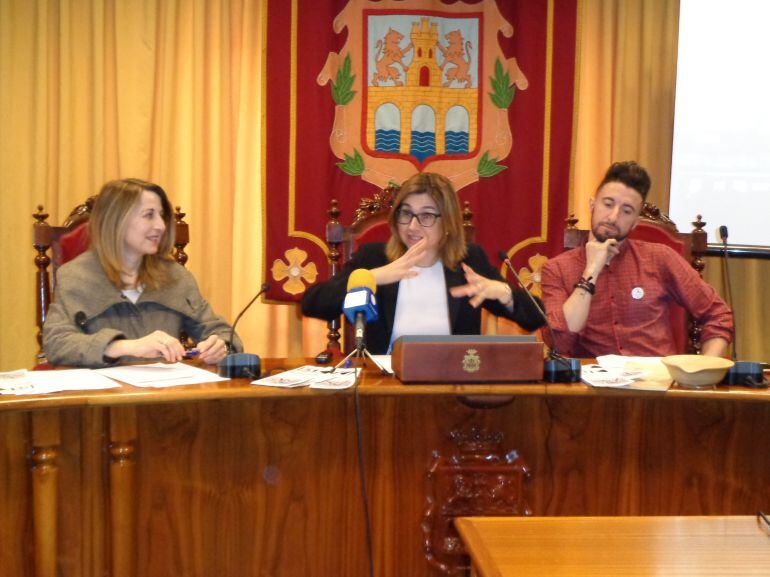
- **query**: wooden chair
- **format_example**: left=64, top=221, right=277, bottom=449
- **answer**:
left=563, top=202, right=708, bottom=353
left=32, top=198, right=190, bottom=358
left=320, top=184, right=476, bottom=356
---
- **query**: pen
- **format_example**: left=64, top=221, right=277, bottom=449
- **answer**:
left=184, top=349, right=200, bottom=358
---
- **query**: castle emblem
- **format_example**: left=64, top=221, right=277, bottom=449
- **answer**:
left=365, top=17, right=478, bottom=167
left=318, top=0, right=528, bottom=191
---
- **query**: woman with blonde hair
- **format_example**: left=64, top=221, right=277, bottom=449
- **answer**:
left=302, top=172, right=545, bottom=353
left=43, top=178, right=241, bottom=367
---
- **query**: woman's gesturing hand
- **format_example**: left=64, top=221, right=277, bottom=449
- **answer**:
left=371, top=238, right=429, bottom=285
left=449, top=263, right=514, bottom=309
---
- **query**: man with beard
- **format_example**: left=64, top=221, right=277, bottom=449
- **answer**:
left=540, top=161, right=733, bottom=358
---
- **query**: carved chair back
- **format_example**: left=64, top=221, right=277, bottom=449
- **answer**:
left=563, top=203, right=708, bottom=353
left=321, top=184, right=476, bottom=355
left=32, top=198, right=190, bottom=357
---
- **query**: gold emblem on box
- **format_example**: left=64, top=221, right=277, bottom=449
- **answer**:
left=462, top=349, right=481, bottom=373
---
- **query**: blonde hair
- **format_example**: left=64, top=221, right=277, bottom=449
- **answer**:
left=89, top=178, right=175, bottom=289
left=385, top=172, right=467, bottom=269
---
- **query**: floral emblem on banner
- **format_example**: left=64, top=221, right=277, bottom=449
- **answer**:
left=271, top=248, right=318, bottom=295
left=518, top=254, right=548, bottom=298
left=318, top=0, right=528, bottom=191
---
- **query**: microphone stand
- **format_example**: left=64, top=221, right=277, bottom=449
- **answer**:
left=498, top=251, right=580, bottom=382
left=333, top=312, right=388, bottom=374
left=717, top=229, right=767, bottom=387
left=719, top=228, right=737, bottom=362
left=217, top=282, right=270, bottom=379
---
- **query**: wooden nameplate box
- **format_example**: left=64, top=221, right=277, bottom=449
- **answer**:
left=391, top=335, right=544, bottom=383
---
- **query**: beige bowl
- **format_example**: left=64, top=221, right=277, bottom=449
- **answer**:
left=661, top=355, right=735, bottom=389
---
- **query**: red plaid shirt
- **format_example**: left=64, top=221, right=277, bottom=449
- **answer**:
left=541, top=239, right=733, bottom=357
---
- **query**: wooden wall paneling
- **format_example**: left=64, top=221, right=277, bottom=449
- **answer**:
left=6, top=384, right=770, bottom=577
left=55, top=408, right=102, bottom=577
left=131, top=397, right=367, bottom=577
left=540, top=396, right=770, bottom=516
left=0, top=411, right=33, bottom=577
left=359, top=395, right=535, bottom=577
left=30, top=410, right=61, bottom=577
left=109, top=406, right=138, bottom=577
left=81, top=408, right=107, bottom=577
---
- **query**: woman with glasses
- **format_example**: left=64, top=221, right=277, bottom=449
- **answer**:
left=301, top=172, right=545, bottom=354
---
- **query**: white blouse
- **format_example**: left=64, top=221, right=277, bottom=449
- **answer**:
left=389, top=260, right=451, bottom=351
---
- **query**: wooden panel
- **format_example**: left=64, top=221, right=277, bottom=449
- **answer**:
left=0, top=412, right=32, bottom=576
left=3, top=381, right=770, bottom=577
left=132, top=398, right=367, bottom=577
left=109, top=406, right=137, bottom=577
left=31, top=410, right=61, bottom=577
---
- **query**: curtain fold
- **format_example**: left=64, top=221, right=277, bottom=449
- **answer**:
left=0, top=0, right=305, bottom=371
left=573, top=0, right=680, bottom=223
left=1, top=0, right=768, bottom=370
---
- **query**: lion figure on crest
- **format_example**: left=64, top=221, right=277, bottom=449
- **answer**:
left=371, top=28, right=413, bottom=87
left=437, top=29, right=472, bottom=88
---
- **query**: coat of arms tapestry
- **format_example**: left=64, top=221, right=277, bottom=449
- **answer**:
left=263, top=0, right=578, bottom=302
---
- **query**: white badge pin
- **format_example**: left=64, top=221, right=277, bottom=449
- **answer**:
left=631, top=287, right=644, bottom=300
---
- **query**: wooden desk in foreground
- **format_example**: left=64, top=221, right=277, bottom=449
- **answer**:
left=2, top=360, right=770, bottom=577
left=455, top=516, right=770, bottom=576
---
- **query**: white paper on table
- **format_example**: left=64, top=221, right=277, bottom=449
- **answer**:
left=588, top=355, right=672, bottom=391
left=308, top=368, right=360, bottom=390
left=581, top=364, right=636, bottom=388
left=96, top=363, right=228, bottom=387
left=1, top=369, right=121, bottom=396
left=596, top=355, right=672, bottom=382
left=370, top=355, right=394, bottom=375
left=252, top=365, right=359, bottom=389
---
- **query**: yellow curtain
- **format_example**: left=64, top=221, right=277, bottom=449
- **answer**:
left=572, top=0, right=680, bottom=220
left=0, top=0, right=313, bottom=371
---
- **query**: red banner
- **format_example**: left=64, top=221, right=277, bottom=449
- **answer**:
left=263, top=0, right=577, bottom=302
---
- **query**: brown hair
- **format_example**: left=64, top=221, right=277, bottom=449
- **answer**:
left=89, top=178, right=175, bottom=289
left=385, top=172, right=467, bottom=269
left=598, top=161, right=651, bottom=202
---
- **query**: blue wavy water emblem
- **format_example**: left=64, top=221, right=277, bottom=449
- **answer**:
left=445, top=131, right=469, bottom=154
left=375, top=129, right=401, bottom=153
left=410, top=131, right=436, bottom=162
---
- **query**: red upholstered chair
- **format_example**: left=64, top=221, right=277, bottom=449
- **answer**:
left=563, top=203, right=708, bottom=353
left=32, top=198, right=191, bottom=361
left=320, top=184, right=476, bottom=355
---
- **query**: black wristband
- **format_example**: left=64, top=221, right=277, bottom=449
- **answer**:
left=574, top=276, right=596, bottom=295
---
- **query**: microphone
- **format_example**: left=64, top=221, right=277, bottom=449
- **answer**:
left=718, top=225, right=728, bottom=244
left=343, top=269, right=379, bottom=353
left=498, top=251, right=580, bottom=382
left=217, top=282, right=270, bottom=379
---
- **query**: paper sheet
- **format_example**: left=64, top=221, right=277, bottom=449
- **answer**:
left=96, top=363, right=228, bottom=387
left=252, top=365, right=360, bottom=390
left=584, top=355, right=672, bottom=392
left=0, top=368, right=121, bottom=396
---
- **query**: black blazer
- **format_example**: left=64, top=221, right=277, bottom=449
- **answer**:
left=301, top=242, right=546, bottom=354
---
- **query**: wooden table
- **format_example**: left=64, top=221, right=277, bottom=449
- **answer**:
left=455, top=516, right=770, bottom=576
left=3, top=360, right=770, bottom=577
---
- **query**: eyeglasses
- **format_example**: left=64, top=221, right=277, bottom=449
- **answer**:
left=395, top=208, right=441, bottom=227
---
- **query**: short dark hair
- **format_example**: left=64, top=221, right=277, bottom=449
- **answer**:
left=598, top=161, right=651, bottom=202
